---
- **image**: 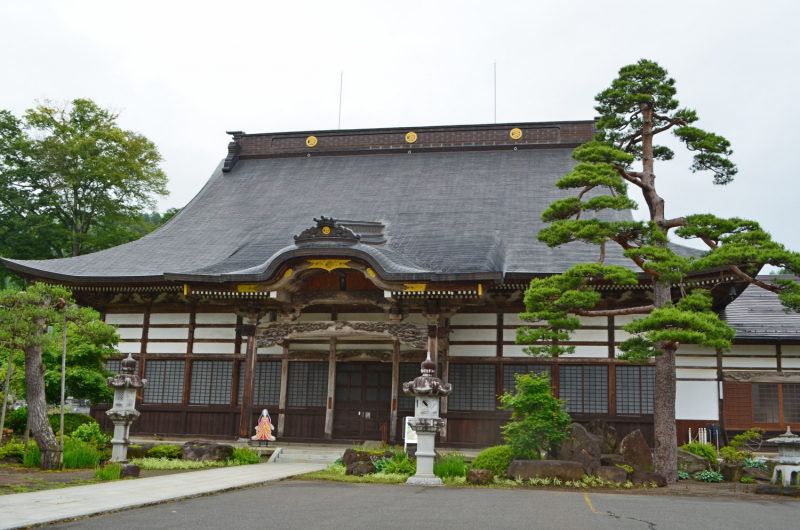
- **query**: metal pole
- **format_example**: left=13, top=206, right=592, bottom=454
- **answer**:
left=59, top=310, right=67, bottom=469
left=0, top=349, right=13, bottom=440
left=494, top=61, right=496, bottom=124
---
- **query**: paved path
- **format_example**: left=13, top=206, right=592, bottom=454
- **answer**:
left=0, top=463, right=324, bottom=530
left=41, top=480, right=800, bottom=530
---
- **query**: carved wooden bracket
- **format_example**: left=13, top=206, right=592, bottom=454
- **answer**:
left=256, top=320, right=428, bottom=349
left=723, top=371, right=800, bottom=383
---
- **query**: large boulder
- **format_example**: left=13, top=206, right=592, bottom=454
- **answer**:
left=597, top=466, right=627, bottom=483
left=507, top=460, right=586, bottom=482
left=677, top=449, right=710, bottom=474
left=743, top=466, right=772, bottom=482
left=551, top=423, right=602, bottom=475
left=346, top=461, right=375, bottom=476
left=629, top=467, right=666, bottom=487
left=586, top=420, right=618, bottom=455
left=341, top=448, right=392, bottom=466
left=120, top=464, right=141, bottom=479
left=182, top=441, right=234, bottom=462
left=755, top=484, right=800, bottom=497
left=601, top=454, right=633, bottom=468
left=619, top=430, right=653, bottom=471
left=719, top=463, right=744, bottom=483
left=466, top=468, right=493, bottom=485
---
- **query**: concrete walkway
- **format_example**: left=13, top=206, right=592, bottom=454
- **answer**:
left=0, top=462, right=324, bottom=530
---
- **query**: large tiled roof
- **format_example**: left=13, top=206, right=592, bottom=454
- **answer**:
left=721, top=275, right=800, bottom=340
left=2, top=122, right=697, bottom=284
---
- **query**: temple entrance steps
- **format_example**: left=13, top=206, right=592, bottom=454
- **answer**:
left=269, top=445, right=347, bottom=465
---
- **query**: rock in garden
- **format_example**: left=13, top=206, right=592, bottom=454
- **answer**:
left=466, top=468, right=493, bottom=485
left=743, top=466, right=772, bottom=481
left=120, top=464, right=141, bottom=478
left=550, top=423, right=602, bottom=475
left=677, top=449, right=709, bottom=474
left=341, top=449, right=390, bottom=466
left=586, top=420, right=618, bottom=455
left=619, top=430, right=653, bottom=471
left=597, top=466, right=627, bottom=483
left=629, top=468, right=666, bottom=487
left=346, top=461, right=375, bottom=476
left=601, top=454, right=634, bottom=468
left=126, top=444, right=155, bottom=459
left=506, top=460, right=585, bottom=482
left=182, top=441, right=234, bottom=462
left=755, top=484, right=800, bottom=497
left=719, top=463, right=743, bottom=483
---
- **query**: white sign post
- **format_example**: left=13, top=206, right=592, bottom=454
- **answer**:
left=403, top=416, right=418, bottom=452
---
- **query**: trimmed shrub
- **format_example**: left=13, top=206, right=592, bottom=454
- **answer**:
left=471, top=446, right=514, bottom=477
left=0, top=442, right=25, bottom=460
left=680, top=442, right=717, bottom=464
left=72, top=423, right=110, bottom=447
left=10, top=409, right=96, bottom=436
left=146, top=445, right=183, bottom=459
left=6, top=407, right=28, bottom=433
left=229, top=447, right=261, bottom=465
left=695, top=470, right=724, bottom=483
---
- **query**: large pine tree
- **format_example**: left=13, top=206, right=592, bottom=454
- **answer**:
left=519, top=59, right=800, bottom=482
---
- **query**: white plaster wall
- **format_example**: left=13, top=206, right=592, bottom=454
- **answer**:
left=503, top=345, right=530, bottom=357
left=781, top=358, right=800, bottom=369
left=105, top=313, right=144, bottom=325
left=722, top=357, right=777, bottom=369
left=116, top=328, right=142, bottom=340
left=676, top=368, right=717, bottom=380
left=193, top=342, right=235, bottom=354
left=678, top=345, right=717, bottom=356
left=578, top=316, right=608, bottom=326
left=728, top=344, right=775, bottom=356
left=118, top=342, right=142, bottom=354
left=676, top=381, right=718, bottom=420
left=451, top=329, right=495, bottom=342
left=194, top=328, right=236, bottom=340
left=615, top=330, right=633, bottom=341
left=288, top=342, right=330, bottom=351
left=614, top=315, right=641, bottom=326
left=503, top=312, right=532, bottom=326
left=783, top=345, right=800, bottom=356
left=146, top=342, right=188, bottom=354
left=570, top=329, right=609, bottom=342
left=150, top=314, right=190, bottom=325
left=148, top=328, right=189, bottom=340
left=451, top=314, right=495, bottom=326
left=676, top=356, right=717, bottom=367
left=503, top=329, right=520, bottom=342
left=561, top=346, right=608, bottom=358
left=195, top=313, right=237, bottom=325
left=449, top=345, right=494, bottom=357
left=257, top=346, right=284, bottom=354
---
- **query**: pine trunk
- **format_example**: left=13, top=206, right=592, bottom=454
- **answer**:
left=24, top=336, right=59, bottom=470
left=652, top=278, right=678, bottom=482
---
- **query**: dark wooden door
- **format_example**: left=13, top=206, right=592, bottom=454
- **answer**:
left=333, top=362, right=392, bottom=440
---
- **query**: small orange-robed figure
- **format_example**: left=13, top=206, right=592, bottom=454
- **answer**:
left=252, top=409, right=276, bottom=441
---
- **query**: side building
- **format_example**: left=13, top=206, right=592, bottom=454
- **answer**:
left=3, top=122, right=797, bottom=446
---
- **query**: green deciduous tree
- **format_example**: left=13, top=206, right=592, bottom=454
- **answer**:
left=500, top=373, right=573, bottom=460
left=0, top=284, right=118, bottom=469
left=518, top=59, right=800, bottom=482
left=0, top=99, right=169, bottom=286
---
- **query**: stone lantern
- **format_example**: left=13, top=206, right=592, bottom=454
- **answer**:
left=402, top=352, right=452, bottom=485
left=106, top=354, right=147, bottom=463
left=767, top=427, right=800, bottom=487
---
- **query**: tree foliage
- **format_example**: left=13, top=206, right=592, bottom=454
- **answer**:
left=0, top=99, right=169, bottom=286
left=499, top=373, right=573, bottom=459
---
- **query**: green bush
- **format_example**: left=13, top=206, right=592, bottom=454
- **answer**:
left=677, top=469, right=691, bottom=480
left=6, top=407, right=28, bottom=433
left=499, top=373, right=572, bottom=459
left=740, top=476, right=756, bottom=484
left=95, top=463, right=122, bottom=481
left=730, top=428, right=765, bottom=452
left=129, top=457, right=224, bottom=470
left=378, top=452, right=416, bottom=475
left=0, top=442, right=24, bottom=460
left=229, top=447, right=261, bottom=465
left=433, top=452, right=468, bottom=478
left=720, top=445, right=747, bottom=464
left=744, top=458, right=767, bottom=470
left=63, top=439, right=100, bottom=469
left=472, top=446, right=513, bottom=477
left=695, top=470, right=724, bottom=483
left=680, top=442, right=717, bottom=463
left=10, top=409, right=97, bottom=436
left=71, top=423, right=110, bottom=447
left=146, top=445, right=183, bottom=459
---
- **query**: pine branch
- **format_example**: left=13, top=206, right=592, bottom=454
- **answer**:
left=576, top=305, right=654, bottom=317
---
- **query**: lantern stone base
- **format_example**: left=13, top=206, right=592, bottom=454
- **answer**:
left=406, top=476, right=443, bottom=485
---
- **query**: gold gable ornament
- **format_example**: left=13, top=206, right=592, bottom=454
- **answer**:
left=283, top=269, right=293, bottom=278
left=366, top=268, right=377, bottom=278
left=306, top=136, right=318, bottom=147
left=405, top=131, right=417, bottom=144
left=237, top=284, right=258, bottom=293
left=510, top=128, right=522, bottom=140
left=403, top=284, right=426, bottom=292
left=308, top=259, right=351, bottom=272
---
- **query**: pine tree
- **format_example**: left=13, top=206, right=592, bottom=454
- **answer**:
left=519, top=59, right=800, bottom=482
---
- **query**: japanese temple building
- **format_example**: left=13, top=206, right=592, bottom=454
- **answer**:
left=3, top=121, right=798, bottom=446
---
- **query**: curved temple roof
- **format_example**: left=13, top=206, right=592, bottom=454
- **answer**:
left=2, top=121, right=696, bottom=285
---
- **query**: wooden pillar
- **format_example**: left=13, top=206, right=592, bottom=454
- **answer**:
left=777, top=343, right=783, bottom=372
left=277, top=345, right=289, bottom=437
left=237, top=315, right=262, bottom=440
left=608, top=315, right=616, bottom=358
left=390, top=341, right=400, bottom=442
left=427, top=323, right=439, bottom=364
left=324, top=338, right=337, bottom=439
left=441, top=346, right=449, bottom=442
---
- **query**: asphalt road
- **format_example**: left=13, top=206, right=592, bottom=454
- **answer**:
left=50, top=481, right=799, bottom=530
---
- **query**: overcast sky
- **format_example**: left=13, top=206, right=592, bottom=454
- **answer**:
left=2, top=0, right=798, bottom=256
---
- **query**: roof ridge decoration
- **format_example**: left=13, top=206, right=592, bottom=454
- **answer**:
left=294, top=216, right=361, bottom=245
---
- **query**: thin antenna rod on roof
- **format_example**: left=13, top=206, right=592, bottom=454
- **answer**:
left=494, top=61, right=496, bottom=124
left=338, top=71, right=343, bottom=130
